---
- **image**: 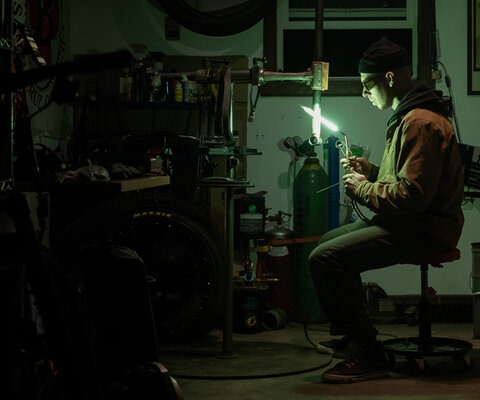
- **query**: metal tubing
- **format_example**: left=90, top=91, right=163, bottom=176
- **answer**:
left=221, top=187, right=235, bottom=357
left=314, top=0, right=324, bottom=60
left=419, top=264, right=432, bottom=352
left=327, top=135, right=340, bottom=229
left=261, top=70, right=312, bottom=83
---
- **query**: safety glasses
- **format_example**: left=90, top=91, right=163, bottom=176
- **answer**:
left=361, top=75, right=381, bottom=92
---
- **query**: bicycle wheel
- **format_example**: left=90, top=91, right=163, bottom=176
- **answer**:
left=3, top=191, right=100, bottom=400
left=54, top=191, right=224, bottom=343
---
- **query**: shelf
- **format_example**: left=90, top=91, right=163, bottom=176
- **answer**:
left=18, top=175, right=170, bottom=194
left=198, top=178, right=253, bottom=189
left=199, top=146, right=262, bottom=156
left=77, top=99, right=207, bottom=111
left=56, top=175, right=170, bottom=194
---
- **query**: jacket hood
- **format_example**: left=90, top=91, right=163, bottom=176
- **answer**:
left=387, top=83, right=452, bottom=126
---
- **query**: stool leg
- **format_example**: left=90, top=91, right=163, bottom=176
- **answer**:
left=418, top=263, right=431, bottom=353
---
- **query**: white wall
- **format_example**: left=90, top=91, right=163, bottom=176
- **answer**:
left=67, top=0, right=480, bottom=295
left=347, top=0, right=478, bottom=295
left=248, top=0, right=480, bottom=295
left=69, top=0, right=264, bottom=59
left=360, top=0, right=480, bottom=295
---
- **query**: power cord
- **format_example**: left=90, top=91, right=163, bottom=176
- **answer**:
left=352, top=199, right=370, bottom=223
left=302, top=321, right=336, bottom=354
left=438, top=60, right=462, bottom=145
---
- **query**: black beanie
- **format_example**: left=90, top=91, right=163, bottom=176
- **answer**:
left=358, top=36, right=411, bottom=73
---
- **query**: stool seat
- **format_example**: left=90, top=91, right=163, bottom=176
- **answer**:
left=409, top=248, right=461, bottom=266
left=383, top=248, right=473, bottom=372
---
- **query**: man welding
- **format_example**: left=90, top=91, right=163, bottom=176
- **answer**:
left=308, top=36, right=464, bottom=383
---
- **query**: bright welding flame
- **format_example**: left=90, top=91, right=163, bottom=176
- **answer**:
left=301, top=104, right=322, bottom=144
left=301, top=105, right=339, bottom=133
left=312, top=103, right=321, bottom=142
left=301, top=105, right=351, bottom=158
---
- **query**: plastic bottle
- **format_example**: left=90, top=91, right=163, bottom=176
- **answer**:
left=174, top=81, right=183, bottom=102
left=119, top=68, right=133, bottom=101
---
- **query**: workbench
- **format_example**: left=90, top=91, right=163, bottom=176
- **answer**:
left=19, top=175, right=170, bottom=246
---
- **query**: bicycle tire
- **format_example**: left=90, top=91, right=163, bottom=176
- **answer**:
left=3, top=191, right=100, bottom=400
left=54, top=191, right=224, bottom=344
left=11, top=246, right=101, bottom=400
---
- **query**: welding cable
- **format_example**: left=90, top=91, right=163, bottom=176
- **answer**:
left=319, top=141, right=370, bottom=220
left=438, top=60, right=462, bottom=144
left=168, top=322, right=331, bottom=381
left=352, top=199, right=370, bottom=222
left=170, top=362, right=330, bottom=381
left=303, top=320, right=328, bottom=349
left=338, top=149, right=371, bottom=223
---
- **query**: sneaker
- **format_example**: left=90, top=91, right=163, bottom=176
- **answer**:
left=317, top=328, right=379, bottom=358
left=316, top=336, right=351, bottom=358
left=321, top=341, right=389, bottom=383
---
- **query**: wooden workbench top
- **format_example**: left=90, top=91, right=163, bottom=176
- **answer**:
left=17, top=175, right=170, bottom=194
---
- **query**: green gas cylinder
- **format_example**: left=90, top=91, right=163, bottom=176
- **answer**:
left=293, top=156, right=329, bottom=323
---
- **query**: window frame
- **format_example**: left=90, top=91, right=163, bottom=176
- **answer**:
left=261, top=0, right=435, bottom=96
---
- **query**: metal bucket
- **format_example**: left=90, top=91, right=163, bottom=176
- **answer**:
left=474, top=293, right=480, bottom=339
left=471, top=242, right=480, bottom=292
left=471, top=243, right=480, bottom=338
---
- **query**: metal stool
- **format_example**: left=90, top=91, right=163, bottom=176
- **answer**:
left=383, top=248, right=474, bottom=371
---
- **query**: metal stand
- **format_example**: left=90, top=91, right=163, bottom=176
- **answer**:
left=199, top=179, right=253, bottom=357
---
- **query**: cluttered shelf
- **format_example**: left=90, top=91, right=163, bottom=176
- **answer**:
left=16, top=175, right=170, bottom=195
left=59, top=175, right=170, bottom=193
left=74, top=99, right=208, bottom=111
left=72, top=97, right=211, bottom=149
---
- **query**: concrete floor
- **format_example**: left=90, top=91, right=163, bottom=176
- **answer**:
left=160, top=322, right=480, bottom=400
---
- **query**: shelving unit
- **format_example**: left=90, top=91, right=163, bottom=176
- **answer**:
left=0, top=1, right=14, bottom=190
left=72, top=99, right=209, bottom=144
left=70, top=55, right=252, bottom=240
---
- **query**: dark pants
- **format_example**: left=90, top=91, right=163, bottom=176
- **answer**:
left=308, top=218, right=445, bottom=342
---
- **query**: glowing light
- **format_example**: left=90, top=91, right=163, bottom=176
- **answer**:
left=312, top=103, right=321, bottom=142
left=300, top=105, right=350, bottom=157
left=301, top=105, right=339, bottom=132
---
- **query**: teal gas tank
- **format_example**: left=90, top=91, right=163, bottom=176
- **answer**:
left=293, top=156, right=329, bottom=323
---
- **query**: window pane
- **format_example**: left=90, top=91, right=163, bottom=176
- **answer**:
left=283, top=29, right=412, bottom=77
left=289, top=0, right=406, bottom=8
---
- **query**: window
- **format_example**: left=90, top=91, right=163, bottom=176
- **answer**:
left=283, top=29, right=412, bottom=77
left=288, top=0, right=408, bottom=21
left=261, top=0, right=434, bottom=96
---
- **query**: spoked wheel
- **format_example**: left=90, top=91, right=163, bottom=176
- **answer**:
left=54, top=191, right=224, bottom=344
left=3, top=191, right=100, bottom=399
left=14, top=247, right=101, bottom=400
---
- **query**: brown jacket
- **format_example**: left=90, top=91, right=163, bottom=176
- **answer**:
left=352, top=107, right=464, bottom=249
